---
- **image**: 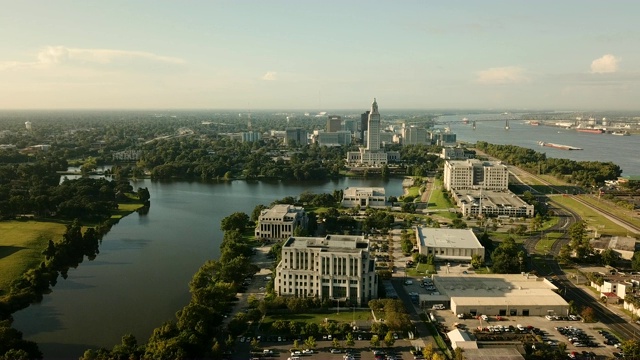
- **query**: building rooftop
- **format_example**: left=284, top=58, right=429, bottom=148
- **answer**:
left=463, top=348, right=525, bottom=360
left=343, top=187, right=386, bottom=196
left=447, top=159, right=504, bottom=168
left=453, top=190, right=531, bottom=209
left=416, top=228, right=483, bottom=249
left=259, top=204, right=305, bottom=220
left=283, top=235, right=368, bottom=252
left=434, top=273, right=568, bottom=308
left=590, top=236, right=638, bottom=252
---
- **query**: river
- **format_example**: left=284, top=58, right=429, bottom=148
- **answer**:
left=438, top=114, right=640, bottom=175
left=12, top=177, right=404, bottom=358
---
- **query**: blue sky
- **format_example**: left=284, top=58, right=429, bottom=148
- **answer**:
left=1, top=1, right=639, bottom=110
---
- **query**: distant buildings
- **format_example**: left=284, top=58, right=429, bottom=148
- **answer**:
left=341, top=187, right=386, bottom=208
left=274, top=235, right=378, bottom=306
left=415, top=228, right=485, bottom=262
left=255, top=204, right=308, bottom=241
left=284, top=128, right=308, bottom=146
left=241, top=131, right=262, bottom=143
left=346, top=99, right=396, bottom=166
left=441, top=147, right=475, bottom=160
left=326, top=115, right=342, bottom=133
left=402, top=124, right=429, bottom=145
left=316, top=131, right=352, bottom=146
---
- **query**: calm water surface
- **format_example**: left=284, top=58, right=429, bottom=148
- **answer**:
left=13, top=178, right=403, bottom=358
left=439, top=114, right=640, bottom=175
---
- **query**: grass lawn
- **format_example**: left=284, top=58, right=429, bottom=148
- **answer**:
left=578, top=195, right=640, bottom=230
left=0, top=220, right=67, bottom=292
left=262, top=310, right=372, bottom=330
left=406, top=263, right=436, bottom=277
left=403, top=186, right=420, bottom=198
left=550, top=196, right=630, bottom=236
left=426, top=179, right=454, bottom=210
left=534, top=238, right=556, bottom=253
left=111, top=203, right=145, bottom=220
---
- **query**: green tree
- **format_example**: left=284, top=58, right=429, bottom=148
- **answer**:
left=293, top=339, right=300, bottom=350
left=370, top=335, right=380, bottom=348
left=470, top=254, right=483, bottom=269
left=632, top=251, right=640, bottom=271
left=304, top=336, right=316, bottom=350
left=220, top=212, right=249, bottom=231
left=332, top=337, right=340, bottom=349
left=345, top=333, right=355, bottom=348
left=600, top=248, right=617, bottom=266
left=383, top=331, right=396, bottom=347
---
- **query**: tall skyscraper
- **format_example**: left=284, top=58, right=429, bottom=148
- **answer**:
left=326, top=115, right=342, bottom=133
left=366, top=98, right=380, bottom=151
left=360, top=110, right=370, bottom=143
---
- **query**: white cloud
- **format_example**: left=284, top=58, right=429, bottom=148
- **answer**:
left=476, top=66, right=529, bottom=85
left=590, top=54, right=619, bottom=74
left=0, top=46, right=185, bottom=70
left=261, top=71, right=277, bottom=81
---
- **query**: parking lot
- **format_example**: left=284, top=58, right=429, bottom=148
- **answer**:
left=234, top=337, right=421, bottom=360
left=431, top=309, right=623, bottom=359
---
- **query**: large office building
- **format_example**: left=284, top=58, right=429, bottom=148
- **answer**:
left=274, top=235, right=378, bottom=306
left=360, top=111, right=370, bottom=145
left=341, top=187, right=386, bottom=208
left=255, top=204, right=308, bottom=241
left=327, top=115, right=342, bottom=133
left=316, top=131, right=352, bottom=146
left=415, top=228, right=485, bottom=262
left=284, top=128, right=308, bottom=146
left=443, top=159, right=509, bottom=191
left=402, top=124, right=429, bottom=145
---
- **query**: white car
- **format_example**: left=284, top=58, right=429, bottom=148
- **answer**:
left=404, top=280, right=413, bottom=285
left=302, top=349, right=314, bottom=354
left=480, top=314, right=489, bottom=321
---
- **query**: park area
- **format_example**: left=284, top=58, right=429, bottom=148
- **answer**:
left=0, top=220, right=67, bottom=293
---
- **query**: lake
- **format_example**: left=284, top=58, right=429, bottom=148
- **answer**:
left=12, top=177, right=404, bottom=358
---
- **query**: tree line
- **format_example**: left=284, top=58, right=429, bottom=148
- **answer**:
left=476, top=141, right=622, bottom=186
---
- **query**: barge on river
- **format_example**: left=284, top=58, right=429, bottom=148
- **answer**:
left=538, top=141, right=583, bottom=151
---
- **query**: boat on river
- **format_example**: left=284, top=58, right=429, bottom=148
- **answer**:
left=538, top=141, right=583, bottom=150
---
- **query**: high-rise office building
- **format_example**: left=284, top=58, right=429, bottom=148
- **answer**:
left=326, top=115, right=342, bottom=133
left=360, top=110, right=370, bottom=144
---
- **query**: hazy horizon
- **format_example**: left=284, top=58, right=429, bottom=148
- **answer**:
left=2, top=1, right=640, bottom=111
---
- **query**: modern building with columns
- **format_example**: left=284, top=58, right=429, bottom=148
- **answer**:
left=274, top=235, right=378, bottom=306
left=255, top=204, right=308, bottom=241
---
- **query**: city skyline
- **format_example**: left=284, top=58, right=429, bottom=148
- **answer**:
left=1, top=1, right=640, bottom=110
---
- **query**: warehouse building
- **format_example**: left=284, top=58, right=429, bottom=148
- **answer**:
left=427, top=273, right=569, bottom=317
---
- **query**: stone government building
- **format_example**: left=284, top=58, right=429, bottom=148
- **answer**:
left=274, top=235, right=378, bottom=306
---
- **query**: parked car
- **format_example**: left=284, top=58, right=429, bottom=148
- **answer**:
left=330, top=348, right=341, bottom=354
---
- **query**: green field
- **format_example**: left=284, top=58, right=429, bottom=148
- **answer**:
left=0, top=220, right=67, bottom=292
left=425, top=179, right=454, bottom=210
left=578, top=195, right=640, bottom=230
left=406, top=263, right=436, bottom=277
left=550, top=196, right=631, bottom=236
left=262, top=310, right=372, bottom=330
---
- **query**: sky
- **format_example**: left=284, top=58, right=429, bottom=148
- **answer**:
left=1, top=1, right=639, bottom=110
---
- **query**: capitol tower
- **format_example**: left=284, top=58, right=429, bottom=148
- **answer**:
left=366, top=98, right=381, bottom=151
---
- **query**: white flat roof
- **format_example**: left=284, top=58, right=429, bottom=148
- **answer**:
left=435, top=273, right=568, bottom=308
left=416, top=228, right=483, bottom=249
